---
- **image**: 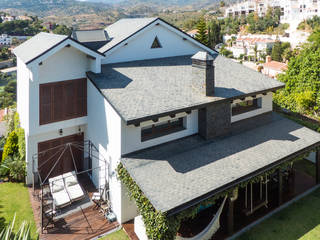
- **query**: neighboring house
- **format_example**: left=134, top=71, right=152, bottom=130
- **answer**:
left=227, top=37, right=275, bottom=59
left=187, top=29, right=198, bottom=38
left=13, top=17, right=320, bottom=239
left=0, top=34, right=12, bottom=46
left=262, top=56, right=288, bottom=78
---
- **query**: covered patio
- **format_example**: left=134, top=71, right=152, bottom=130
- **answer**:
left=121, top=113, right=320, bottom=239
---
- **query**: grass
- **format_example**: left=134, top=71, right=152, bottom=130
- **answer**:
left=237, top=183, right=320, bottom=240
left=99, top=229, right=129, bottom=240
left=0, top=182, right=38, bottom=239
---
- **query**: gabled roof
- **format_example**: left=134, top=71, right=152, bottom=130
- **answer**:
left=98, top=18, right=158, bottom=53
left=87, top=55, right=284, bottom=125
left=13, top=32, right=105, bottom=65
left=122, top=113, right=320, bottom=213
left=13, top=32, right=68, bottom=64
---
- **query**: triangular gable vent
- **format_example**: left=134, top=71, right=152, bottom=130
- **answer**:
left=151, top=36, right=162, bottom=49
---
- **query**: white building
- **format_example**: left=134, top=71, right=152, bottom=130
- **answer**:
left=225, top=0, right=282, bottom=18
left=13, top=17, right=320, bottom=239
left=226, top=0, right=320, bottom=26
left=0, top=34, right=12, bottom=45
left=227, top=36, right=275, bottom=59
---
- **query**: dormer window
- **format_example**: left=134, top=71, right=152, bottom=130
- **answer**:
left=151, top=36, right=162, bottom=49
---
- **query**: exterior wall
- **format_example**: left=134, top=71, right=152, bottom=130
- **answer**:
left=26, top=125, right=87, bottom=186
left=102, top=24, right=205, bottom=64
left=21, top=45, right=100, bottom=185
left=231, top=93, right=273, bottom=123
left=38, top=46, right=90, bottom=84
left=262, top=67, right=283, bottom=78
left=87, top=80, right=138, bottom=224
left=17, top=57, right=30, bottom=132
left=121, top=110, right=199, bottom=155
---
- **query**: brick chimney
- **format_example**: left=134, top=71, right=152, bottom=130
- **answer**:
left=191, top=51, right=215, bottom=96
left=266, top=55, right=272, bottom=63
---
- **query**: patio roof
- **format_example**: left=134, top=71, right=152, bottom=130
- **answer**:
left=121, top=114, right=320, bottom=215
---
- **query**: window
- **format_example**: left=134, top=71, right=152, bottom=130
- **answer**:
left=141, top=117, right=185, bottom=142
left=151, top=36, right=162, bottom=49
left=232, top=98, right=262, bottom=116
left=39, top=78, right=87, bottom=125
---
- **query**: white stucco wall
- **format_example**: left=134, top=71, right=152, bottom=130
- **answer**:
left=102, top=24, right=205, bottom=64
left=231, top=93, right=273, bottom=123
left=38, top=46, right=89, bottom=84
left=26, top=125, right=87, bottom=185
left=16, top=57, right=30, bottom=133
left=87, top=80, right=138, bottom=224
left=122, top=110, right=198, bottom=155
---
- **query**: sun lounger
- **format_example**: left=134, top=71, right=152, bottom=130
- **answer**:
left=49, top=175, right=71, bottom=209
left=63, top=171, right=85, bottom=202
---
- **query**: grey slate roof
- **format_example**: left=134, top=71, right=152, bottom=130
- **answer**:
left=87, top=55, right=284, bottom=124
left=122, top=114, right=320, bottom=213
left=13, top=32, right=68, bottom=64
left=72, top=29, right=109, bottom=43
left=98, top=18, right=157, bottom=53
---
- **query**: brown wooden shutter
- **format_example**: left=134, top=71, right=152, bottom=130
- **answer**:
left=39, top=84, right=53, bottom=125
left=53, top=84, right=64, bottom=122
left=39, top=78, right=87, bottom=125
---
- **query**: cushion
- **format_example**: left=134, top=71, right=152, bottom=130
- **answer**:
left=65, top=175, right=78, bottom=187
left=51, top=182, right=64, bottom=193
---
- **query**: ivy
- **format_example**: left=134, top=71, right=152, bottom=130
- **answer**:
left=116, top=149, right=316, bottom=240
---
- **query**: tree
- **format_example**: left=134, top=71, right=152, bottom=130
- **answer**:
left=271, top=41, right=283, bottom=62
left=52, top=24, right=72, bottom=35
left=220, top=1, right=225, bottom=8
left=195, top=17, right=208, bottom=45
left=2, top=130, right=18, bottom=162
left=208, top=20, right=222, bottom=48
left=274, top=39, right=320, bottom=116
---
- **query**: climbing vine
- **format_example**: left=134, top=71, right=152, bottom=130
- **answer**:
left=116, top=150, right=317, bottom=240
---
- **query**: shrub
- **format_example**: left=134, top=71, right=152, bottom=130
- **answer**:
left=2, top=131, right=18, bottom=162
left=0, top=214, right=31, bottom=240
left=0, top=155, right=26, bottom=182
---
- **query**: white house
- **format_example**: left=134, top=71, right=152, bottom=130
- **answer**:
left=13, top=17, right=320, bottom=239
left=0, top=34, right=12, bottom=45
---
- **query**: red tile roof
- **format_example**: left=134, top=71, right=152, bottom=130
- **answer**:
left=263, top=61, right=288, bottom=71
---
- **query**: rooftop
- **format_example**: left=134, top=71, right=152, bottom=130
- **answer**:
left=122, top=113, right=320, bottom=214
left=72, top=29, right=109, bottom=50
left=13, top=32, right=67, bottom=64
left=263, top=61, right=288, bottom=71
left=87, top=55, right=284, bottom=125
left=98, top=18, right=157, bottom=53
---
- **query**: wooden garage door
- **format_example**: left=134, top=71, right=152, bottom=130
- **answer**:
left=38, top=133, right=84, bottom=182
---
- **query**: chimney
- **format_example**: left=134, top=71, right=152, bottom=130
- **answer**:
left=191, top=51, right=215, bottom=97
left=266, top=55, right=272, bottom=63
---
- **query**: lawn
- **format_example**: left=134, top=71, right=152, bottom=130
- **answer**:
left=99, top=228, right=129, bottom=240
left=0, top=182, right=38, bottom=239
left=237, top=187, right=320, bottom=240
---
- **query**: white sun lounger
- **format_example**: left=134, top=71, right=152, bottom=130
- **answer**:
left=49, top=175, right=71, bottom=209
left=63, top=171, right=85, bottom=202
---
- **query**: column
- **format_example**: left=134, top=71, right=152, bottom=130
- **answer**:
left=278, top=169, right=283, bottom=206
left=228, top=197, right=234, bottom=235
left=316, top=150, right=320, bottom=184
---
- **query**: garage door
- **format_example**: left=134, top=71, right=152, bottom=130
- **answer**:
left=38, top=133, right=84, bottom=182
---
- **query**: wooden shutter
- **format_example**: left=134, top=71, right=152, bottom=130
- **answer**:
left=39, top=84, right=53, bottom=125
left=39, top=78, right=87, bottom=125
